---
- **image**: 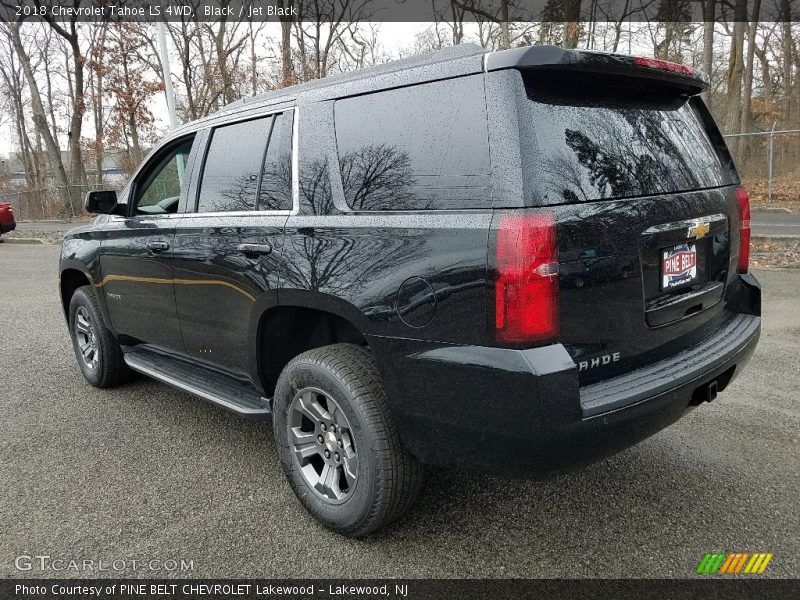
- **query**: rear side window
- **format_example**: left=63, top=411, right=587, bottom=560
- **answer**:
left=335, top=75, right=491, bottom=211
left=523, top=73, right=734, bottom=204
left=198, top=117, right=271, bottom=212
left=197, top=112, right=293, bottom=213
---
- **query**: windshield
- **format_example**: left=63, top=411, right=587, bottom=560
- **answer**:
left=522, top=73, right=735, bottom=204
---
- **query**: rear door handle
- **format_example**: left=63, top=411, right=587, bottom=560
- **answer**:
left=146, top=240, right=170, bottom=252
left=237, top=243, right=272, bottom=256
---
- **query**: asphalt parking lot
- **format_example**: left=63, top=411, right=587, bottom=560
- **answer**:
left=1, top=244, right=797, bottom=579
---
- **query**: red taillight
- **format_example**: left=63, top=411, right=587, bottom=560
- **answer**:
left=736, top=186, right=751, bottom=274
left=495, top=214, right=558, bottom=344
left=633, top=56, right=694, bottom=77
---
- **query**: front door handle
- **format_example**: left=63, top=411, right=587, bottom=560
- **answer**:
left=237, top=243, right=272, bottom=256
left=146, top=240, right=170, bottom=252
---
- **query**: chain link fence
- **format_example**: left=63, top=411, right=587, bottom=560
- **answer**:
left=723, top=129, right=800, bottom=205
left=0, top=184, right=121, bottom=221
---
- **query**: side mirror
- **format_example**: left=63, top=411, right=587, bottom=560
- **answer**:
left=84, top=190, right=118, bottom=214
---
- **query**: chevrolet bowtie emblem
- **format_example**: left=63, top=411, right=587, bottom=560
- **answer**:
left=688, top=221, right=710, bottom=239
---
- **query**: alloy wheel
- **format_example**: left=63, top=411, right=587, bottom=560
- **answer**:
left=287, top=387, right=358, bottom=503
left=74, top=306, right=99, bottom=370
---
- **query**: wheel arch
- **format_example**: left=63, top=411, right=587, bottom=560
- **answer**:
left=59, top=267, right=94, bottom=320
left=254, top=294, right=370, bottom=397
left=59, top=263, right=114, bottom=331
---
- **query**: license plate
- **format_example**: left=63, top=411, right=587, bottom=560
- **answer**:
left=661, top=243, right=697, bottom=289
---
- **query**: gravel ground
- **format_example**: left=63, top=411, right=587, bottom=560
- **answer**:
left=2, top=229, right=65, bottom=245
left=0, top=244, right=797, bottom=579
left=751, top=240, right=800, bottom=269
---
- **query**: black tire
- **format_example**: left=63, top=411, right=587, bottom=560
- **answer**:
left=68, top=286, right=131, bottom=388
left=273, top=343, right=424, bottom=536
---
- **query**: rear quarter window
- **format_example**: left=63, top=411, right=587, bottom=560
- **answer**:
left=334, top=75, right=491, bottom=211
left=523, top=73, right=734, bottom=204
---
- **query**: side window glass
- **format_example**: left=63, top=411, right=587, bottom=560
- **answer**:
left=259, top=111, right=293, bottom=211
left=197, top=116, right=273, bottom=213
left=134, top=138, right=194, bottom=215
left=334, top=75, right=491, bottom=211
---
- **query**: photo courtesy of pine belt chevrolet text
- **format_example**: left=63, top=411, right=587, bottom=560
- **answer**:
left=58, top=44, right=761, bottom=536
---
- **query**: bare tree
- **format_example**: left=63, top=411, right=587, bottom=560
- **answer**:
left=86, top=22, right=108, bottom=184
left=738, top=0, right=760, bottom=161
left=4, top=22, right=71, bottom=211
left=702, top=0, right=715, bottom=92
left=293, top=0, right=374, bottom=80
left=246, top=18, right=268, bottom=96
left=563, top=0, right=583, bottom=48
left=451, top=0, right=512, bottom=49
left=724, top=0, right=747, bottom=138
left=34, top=0, right=88, bottom=186
left=780, top=0, right=793, bottom=128
left=0, top=29, right=39, bottom=187
left=279, top=0, right=294, bottom=85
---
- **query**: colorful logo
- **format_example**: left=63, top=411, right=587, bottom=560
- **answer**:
left=696, top=552, right=774, bottom=575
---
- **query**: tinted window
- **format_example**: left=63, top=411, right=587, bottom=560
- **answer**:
left=335, top=75, right=491, bottom=211
left=523, top=73, right=733, bottom=204
left=198, top=117, right=272, bottom=212
left=259, top=111, right=293, bottom=211
left=135, top=138, right=193, bottom=215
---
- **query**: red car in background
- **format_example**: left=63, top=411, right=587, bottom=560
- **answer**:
left=0, top=198, right=16, bottom=238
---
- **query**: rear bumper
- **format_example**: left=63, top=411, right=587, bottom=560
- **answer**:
left=0, top=219, right=15, bottom=233
left=369, top=310, right=760, bottom=478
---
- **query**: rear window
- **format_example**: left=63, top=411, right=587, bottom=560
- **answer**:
left=334, top=75, right=491, bottom=211
left=523, top=73, right=734, bottom=204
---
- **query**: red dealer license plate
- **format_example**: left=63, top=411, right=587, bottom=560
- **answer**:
left=661, top=243, right=697, bottom=289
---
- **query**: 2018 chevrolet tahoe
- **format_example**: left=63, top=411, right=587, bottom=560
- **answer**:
left=59, top=44, right=761, bottom=536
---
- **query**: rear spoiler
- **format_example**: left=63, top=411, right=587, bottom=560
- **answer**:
left=485, top=45, right=709, bottom=95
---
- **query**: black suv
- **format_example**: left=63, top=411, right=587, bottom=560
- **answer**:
left=60, top=44, right=761, bottom=536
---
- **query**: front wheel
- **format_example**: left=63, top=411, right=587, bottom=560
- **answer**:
left=273, top=344, right=424, bottom=536
left=68, top=286, right=131, bottom=388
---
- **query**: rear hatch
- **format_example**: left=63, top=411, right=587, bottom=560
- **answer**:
left=513, top=61, right=743, bottom=384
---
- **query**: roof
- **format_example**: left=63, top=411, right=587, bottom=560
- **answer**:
left=170, top=43, right=707, bottom=138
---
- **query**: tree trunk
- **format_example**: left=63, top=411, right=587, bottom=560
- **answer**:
left=563, top=0, right=582, bottom=49
left=9, top=23, right=72, bottom=213
left=499, top=0, right=510, bottom=50
left=214, top=20, right=235, bottom=105
left=450, top=1, right=464, bottom=46
left=725, top=0, right=747, bottom=144
left=91, top=26, right=107, bottom=185
left=45, top=20, right=88, bottom=188
left=121, top=52, right=142, bottom=162
left=249, top=20, right=258, bottom=96
left=280, top=9, right=292, bottom=86
left=738, top=0, right=760, bottom=164
left=780, top=0, right=792, bottom=127
left=702, top=0, right=715, bottom=101
left=753, top=43, right=773, bottom=105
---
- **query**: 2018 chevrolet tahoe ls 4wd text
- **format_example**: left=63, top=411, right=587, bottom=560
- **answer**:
left=59, top=45, right=761, bottom=536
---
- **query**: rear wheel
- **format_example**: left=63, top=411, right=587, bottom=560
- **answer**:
left=68, top=286, right=131, bottom=388
left=273, top=344, right=424, bottom=536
